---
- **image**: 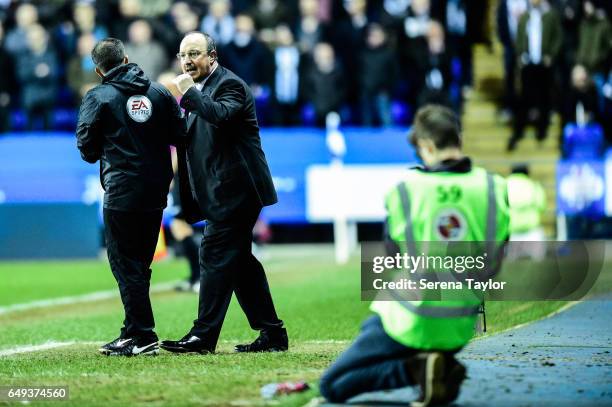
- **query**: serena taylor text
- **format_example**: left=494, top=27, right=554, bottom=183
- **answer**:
left=372, top=279, right=506, bottom=291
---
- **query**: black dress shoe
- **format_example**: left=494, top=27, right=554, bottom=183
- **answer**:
left=160, top=334, right=214, bottom=354
left=235, top=328, right=288, bottom=353
left=442, top=360, right=466, bottom=404
left=409, top=353, right=447, bottom=407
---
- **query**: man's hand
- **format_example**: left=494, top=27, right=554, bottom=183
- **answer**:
left=173, top=74, right=196, bottom=95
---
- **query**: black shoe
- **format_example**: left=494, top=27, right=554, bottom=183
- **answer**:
left=410, top=353, right=447, bottom=407
left=235, top=328, right=288, bottom=353
left=106, top=336, right=159, bottom=357
left=98, top=336, right=132, bottom=355
left=160, top=334, right=214, bottom=354
left=442, top=360, right=466, bottom=404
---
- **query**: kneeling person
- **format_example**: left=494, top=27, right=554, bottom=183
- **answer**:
left=319, top=105, right=509, bottom=405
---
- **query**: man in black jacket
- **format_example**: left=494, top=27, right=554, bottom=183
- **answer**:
left=160, top=32, right=287, bottom=354
left=76, top=38, right=185, bottom=357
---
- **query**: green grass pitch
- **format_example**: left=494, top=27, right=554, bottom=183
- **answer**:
left=0, top=245, right=568, bottom=406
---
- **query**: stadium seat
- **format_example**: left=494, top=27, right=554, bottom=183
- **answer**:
left=9, top=109, right=27, bottom=131
left=301, top=103, right=316, bottom=126
left=562, top=123, right=605, bottom=159
left=53, top=108, right=78, bottom=130
left=391, top=100, right=412, bottom=125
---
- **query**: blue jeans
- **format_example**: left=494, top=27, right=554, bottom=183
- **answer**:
left=320, top=315, right=418, bottom=402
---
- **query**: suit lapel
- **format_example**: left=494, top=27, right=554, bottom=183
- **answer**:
left=187, top=109, right=197, bottom=131
left=186, top=66, right=224, bottom=132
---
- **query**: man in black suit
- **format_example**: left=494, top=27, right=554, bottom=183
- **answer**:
left=160, top=32, right=287, bottom=354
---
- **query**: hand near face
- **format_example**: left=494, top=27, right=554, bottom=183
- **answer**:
left=173, top=73, right=196, bottom=95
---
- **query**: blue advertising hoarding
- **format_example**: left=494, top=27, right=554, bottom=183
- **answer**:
left=0, top=128, right=417, bottom=224
left=557, top=156, right=610, bottom=218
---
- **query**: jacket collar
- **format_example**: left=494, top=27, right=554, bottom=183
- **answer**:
left=415, top=157, right=473, bottom=173
left=197, top=64, right=223, bottom=93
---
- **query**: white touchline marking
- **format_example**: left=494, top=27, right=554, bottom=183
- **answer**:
left=0, top=282, right=177, bottom=316
left=0, top=339, right=350, bottom=357
left=0, top=341, right=96, bottom=357
left=0, top=246, right=342, bottom=316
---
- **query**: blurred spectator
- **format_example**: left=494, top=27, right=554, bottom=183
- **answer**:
left=554, top=0, right=581, bottom=125
left=359, top=23, right=397, bottom=127
left=167, top=2, right=200, bottom=60
left=201, top=0, right=235, bottom=47
left=0, top=20, right=14, bottom=132
left=15, top=24, right=59, bottom=130
left=74, top=2, right=108, bottom=39
left=111, top=0, right=143, bottom=41
left=570, top=0, right=612, bottom=140
left=440, top=0, right=473, bottom=91
left=4, top=3, right=38, bottom=57
left=575, top=1, right=611, bottom=92
left=271, top=24, right=302, bottom=126
left=296, top=0, right=326, bottom=54
left=55, top=2, right=109, bottom=61
left=507, top=163, right=546, bottom=260
left=402, top=0, right=434, bottom=47
left=555, top=0, right=581, bottom=55
left=248, top=0, right=292, bottom=45
left=330, top=0, right=370, bottom=105
left=0, top=2, right=8, bottom=22
left=221, top=14, right=273, bottom=99
left=134, top=0, right=171, bottom=18
left=124, top=19, right=168, bottom=82
left=303, top=42, right=346, bottom=126
left=562, top=65, right=599, bottom=127
left=497, top=0, right=528, bottom=117
left=379, top=0, right=411, bottom=26
left=398, top=0, right=435, bottom=103
left=415, top=21, right=453, bottom=110
left=67, top=33, right=100, bottom=103
left=508, top=0, right=562, bottom=151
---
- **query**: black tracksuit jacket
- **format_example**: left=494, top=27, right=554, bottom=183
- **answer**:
left=76, top=63, right=185, bottom=211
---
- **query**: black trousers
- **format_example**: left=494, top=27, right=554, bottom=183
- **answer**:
left=502, top=45, right=516, bottom=110
left=103, top=208, right=162, bottom=339
left=189, top=206, right=283, bottom=348
left=512, top=63, right=552, bottom=142
left=320, top=315, right=460, bottom=403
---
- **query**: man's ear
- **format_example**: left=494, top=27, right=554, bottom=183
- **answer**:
left=209, top=50, right=217, bottom=63
left=123, top=56, right=129, bottom=64
left=95, top=67, right=104, bottom=79
left=416, top=138, right=433, bottom=152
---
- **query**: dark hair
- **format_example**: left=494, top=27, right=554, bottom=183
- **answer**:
left=184, top=31, right=217, bottom=57
left=409, top=104, right=461, bottom=149
left=91, top=38, right=125, bottom=73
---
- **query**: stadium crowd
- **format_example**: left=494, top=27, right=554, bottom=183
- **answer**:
left=0, top=0, right=490, bottom=131
left=0, top=0, right=609, bottom=140
left=498, top=0, right=612, bottom=152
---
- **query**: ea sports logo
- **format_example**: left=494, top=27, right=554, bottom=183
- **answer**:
left=434, top=209, right=467, bottom=241
left=126, top=95, right=153, bottom=123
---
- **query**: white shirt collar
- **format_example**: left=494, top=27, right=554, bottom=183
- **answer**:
left=196, top=62, right=219, bottom=91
